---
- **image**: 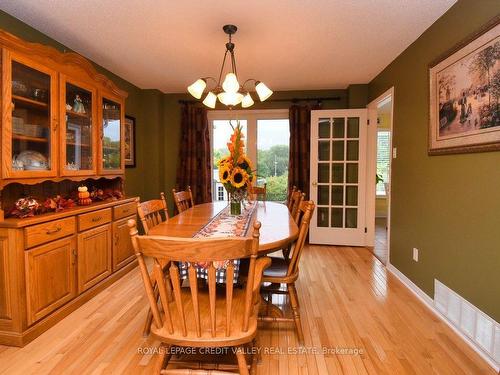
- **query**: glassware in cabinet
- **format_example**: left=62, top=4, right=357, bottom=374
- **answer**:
left=99, top=95, right=123, bottom=173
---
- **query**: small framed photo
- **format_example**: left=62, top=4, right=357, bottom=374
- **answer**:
left=124, top=115, right=136, bottom=167
left=429, top=17, right=500, bottom=155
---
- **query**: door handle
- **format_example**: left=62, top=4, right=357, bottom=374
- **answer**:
left=312, top=181, right=318, bottom=187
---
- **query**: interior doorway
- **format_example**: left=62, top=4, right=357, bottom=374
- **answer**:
left=367, top=89, right=393, bottom=265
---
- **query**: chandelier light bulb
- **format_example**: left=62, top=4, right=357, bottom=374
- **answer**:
left=255, top=81, right=273, bottom=102
left=202, top=91, right=217, bottom=108
left=217, top=91, right=244, bottom=106
left=241, top=92, right=255, bottom=108
left=187, top=79, right=206, bottom=99
left=222, top=73, right=240, bottom=93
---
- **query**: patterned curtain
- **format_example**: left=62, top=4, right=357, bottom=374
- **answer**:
left=288, top=104, right=317, bottom=199
left=176, top=104, right=212, bottom=204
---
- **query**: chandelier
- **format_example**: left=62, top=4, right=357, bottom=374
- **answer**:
left=187, top=24, right=273, bottom=108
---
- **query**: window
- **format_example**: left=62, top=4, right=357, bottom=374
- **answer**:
left=217, top=186, right=225, bottom=201
left=376, top=130, right=391, bottom=196
left=209, top=110, right=289, bottom=202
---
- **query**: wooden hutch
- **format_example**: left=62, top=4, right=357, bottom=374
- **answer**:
left=0, top=30, right=138, bottom=346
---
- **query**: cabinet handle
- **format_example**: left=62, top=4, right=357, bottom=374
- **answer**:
left=114, top=233, right=119, bottom=246
left=72, top=249, right=77, bottom=265
left=122, top=209, right=129, bottom=214
left=91, top=216, right=102, bottom=222
left=46, top=226, right=62, bottom=234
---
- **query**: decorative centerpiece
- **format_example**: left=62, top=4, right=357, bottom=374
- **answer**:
left=218, top=122, right=254, bottom=215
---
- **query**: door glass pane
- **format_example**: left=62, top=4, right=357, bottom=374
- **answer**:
left=347, top=117, right=359, bottom=138
left=318, top=185, right=329, bottom=205
left=318, top=118, right=330, bottom=138
left=332, top=163, right=343, bottom=183
left=257, top=119, right=290, bottom=201
left=11, top=61, right=51, bottom=171
left=346, top=186, right=358, bottom=206
left=346, top=163, right=358, bottom=183
left=318, top=163, right=329, bottom=183
left=102, top=99, right=121, bottom=170
left=332, top=141, right=344, bottom=161
left=331, top=208, right=343, bottom=228
left=318, top=141, right=330, bottom=161
left=331, top=186, right=343, bottom=206
left=65, top=83, right=92, bottom=171
left=317, top=207, right=329, bottom=227
left=346, top=140, right=359, bottom=161
left=346, top=208, right=358, bottom=228
left=332, top=118, right=345, bottom=138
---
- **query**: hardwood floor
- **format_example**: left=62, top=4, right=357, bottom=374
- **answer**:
left=374, top=217, right=388, bottom=265
left=0, top=245, right=495, bottom=374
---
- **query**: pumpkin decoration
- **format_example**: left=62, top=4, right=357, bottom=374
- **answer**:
left=77, top=186, right=92, bottom=206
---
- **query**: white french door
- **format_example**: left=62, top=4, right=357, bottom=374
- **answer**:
left=309, top=109, right=368, bottom=246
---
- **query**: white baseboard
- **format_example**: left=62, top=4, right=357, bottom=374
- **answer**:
left=386, top=263, right=499, bottom=372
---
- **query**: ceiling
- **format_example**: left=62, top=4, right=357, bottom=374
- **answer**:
left=0, top=0, right=456, bottom=93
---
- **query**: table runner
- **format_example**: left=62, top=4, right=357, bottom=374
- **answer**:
left=179, top=201, right=257, bottom=283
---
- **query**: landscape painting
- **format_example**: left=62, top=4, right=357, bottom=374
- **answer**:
left=429, top=20, right=500, bottom=154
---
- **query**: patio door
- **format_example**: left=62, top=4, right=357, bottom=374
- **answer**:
left=309, top=109, right=368, bottom=246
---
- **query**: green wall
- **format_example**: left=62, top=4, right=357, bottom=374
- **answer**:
left=0, top=10, right=162, bottom=200
left=369, top=0, right=500, bottom=320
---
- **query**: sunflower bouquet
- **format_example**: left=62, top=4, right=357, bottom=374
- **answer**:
left=218, top=122, right=254, bottom=215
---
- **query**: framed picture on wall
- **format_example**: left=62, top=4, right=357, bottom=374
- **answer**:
left=124, top=115, right=136, bottom=167
left=429, top=17, right=500, bottom=155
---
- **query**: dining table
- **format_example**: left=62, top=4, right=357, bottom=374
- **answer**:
left=148, top=201, right=299, bottom=254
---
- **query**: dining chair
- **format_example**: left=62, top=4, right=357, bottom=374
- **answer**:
left=248, top=183, right=267, bottom=201
left=286, top=185, right=297, bottom=207
left=259, top=200, right=315, bottom=345
left=136, top=193, right=171, bottom=336
left=136, top=192, right=169, bottom=235
left=129, top=220, right=271, bottom=375
left=172, top=186, right=195, bottom=213
left=288, top=189, right=305, bottom=224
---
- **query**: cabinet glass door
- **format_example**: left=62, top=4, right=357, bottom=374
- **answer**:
left=9, top=59, right=56, bottom=177
left=62, top=81, right=95, bottom=175
left=101, top=97, right=122, bottom=172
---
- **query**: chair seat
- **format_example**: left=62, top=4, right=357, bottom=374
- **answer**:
left=151, top=287, right=258, bottom=347
left=262, top=256, right=289, bottom=278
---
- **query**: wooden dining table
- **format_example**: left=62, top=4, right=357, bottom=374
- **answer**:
left=148, top=201, right=299, bottom=254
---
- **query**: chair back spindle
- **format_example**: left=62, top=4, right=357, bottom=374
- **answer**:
left=289, top=190, right=305, bottom=223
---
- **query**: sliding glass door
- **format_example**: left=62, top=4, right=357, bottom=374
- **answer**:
left=208, top=110, right=289, bottom=202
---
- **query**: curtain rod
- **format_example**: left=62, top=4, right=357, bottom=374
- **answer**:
left=178, top=96, right=341, bottom=105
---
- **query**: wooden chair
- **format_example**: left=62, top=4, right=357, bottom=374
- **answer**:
left=288, top=190, right=305, bottom=224
left=172, top=186, right=195, bottom=213
left=136, top=193, right=170, bottom=336
left=136, top=193, right=169, bottom=235
left=286, top=186, right=297, bottom=207
left=129, top=220, right=271, bottom=375
left=260, top=200, right=315, bottom=345
left=248, top=183, right=267, bottom=201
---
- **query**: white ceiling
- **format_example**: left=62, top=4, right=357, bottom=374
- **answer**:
left=0, top=0, right=456, bottom=93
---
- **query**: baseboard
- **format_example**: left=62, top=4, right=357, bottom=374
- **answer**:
left=387, top=263, right=499, bottom=372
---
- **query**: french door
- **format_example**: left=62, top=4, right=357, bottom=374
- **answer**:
left=309, top=109, right=368, bottom=246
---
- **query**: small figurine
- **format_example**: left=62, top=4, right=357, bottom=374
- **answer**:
left=73, top=95, right=86, bottom=114
left=77, top=186, right=92, bottom=205
left=66, top=104, right=72, bottom=111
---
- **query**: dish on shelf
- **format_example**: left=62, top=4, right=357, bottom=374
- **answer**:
left=15, top=150, right=49, bottom=170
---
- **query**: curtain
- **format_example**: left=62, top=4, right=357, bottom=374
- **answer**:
left=288, top=104, right=317, bottom=199
left=176, top=104, right=212, bottom=204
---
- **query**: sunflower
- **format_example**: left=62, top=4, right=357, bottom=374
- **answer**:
left=219, top=164, right=231, bottom=184
left=218, top=156, right=231, bottom=167
left=238, top=155, right=253, bottom=171
left=230, top=167, right=248, bottom=189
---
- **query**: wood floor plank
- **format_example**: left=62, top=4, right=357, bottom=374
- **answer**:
left=0, top=245, right=496, bottom=375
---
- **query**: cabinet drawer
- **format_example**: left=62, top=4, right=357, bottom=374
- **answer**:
left=24, top=217, right=76, bottom=249
left=78, top=209, right=112, bottom=231
left=113, top=202, right=136, bottom=220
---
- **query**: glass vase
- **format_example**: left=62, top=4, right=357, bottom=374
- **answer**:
left=230, top=201, right=242, bottom=215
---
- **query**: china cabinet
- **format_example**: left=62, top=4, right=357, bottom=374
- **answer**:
left=0, top=29, right=137, bottom=347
